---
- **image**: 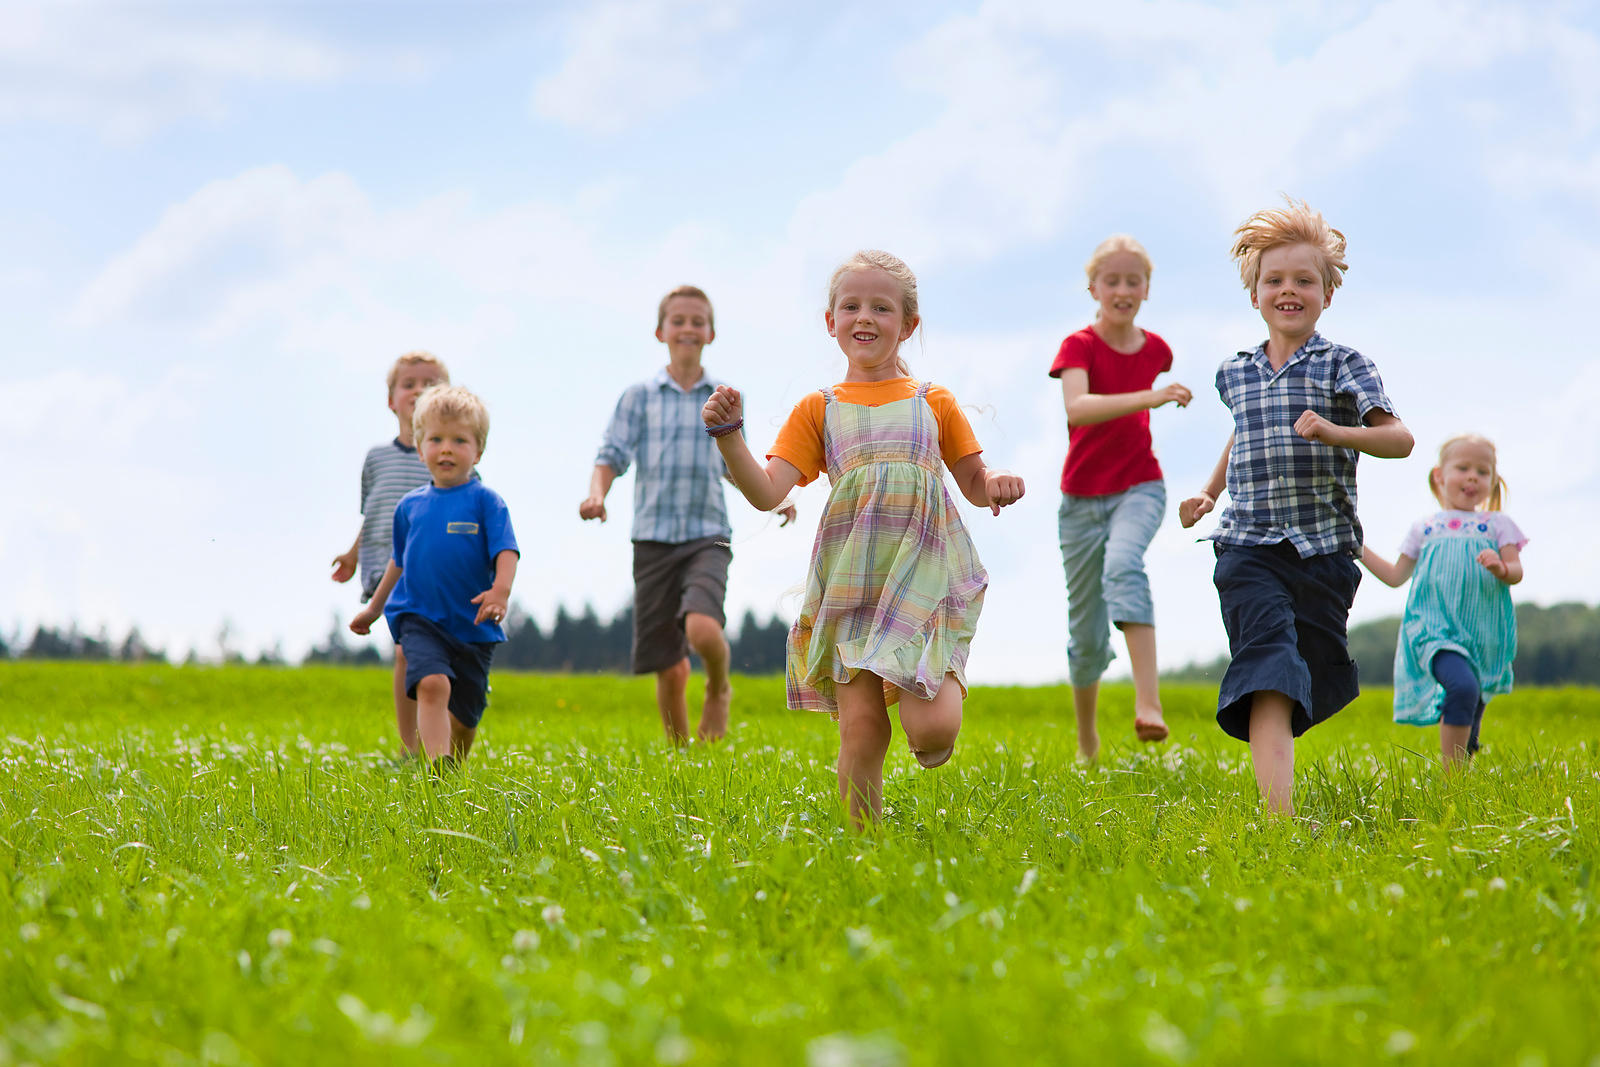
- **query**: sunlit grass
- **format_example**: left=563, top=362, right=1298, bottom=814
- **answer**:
left=2, top=663, right=1597, bottom=1065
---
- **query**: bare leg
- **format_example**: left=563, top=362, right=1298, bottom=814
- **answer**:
left=900, top=672, right=963, bottom=768
left=1440, top=723, right=1472, bottom=772
left=1248, top=690, right=1295, bottom=816
left=836, top=673, right=893, bottom=829
left=415, top=674, right=454, bottom=761
left=1073, top=682, right=1100, bottom=762
left=686, top=612, right=732, bottom=742
left=654, top=657, right=692, bottom=746
left=392, top=645, right=420, bottom=757
left=1121, top=623, right=1168, bottom=742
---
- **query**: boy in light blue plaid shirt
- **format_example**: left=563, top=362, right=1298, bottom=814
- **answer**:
left=580, top=286, right=795, bottom=745
left=1180, top=201, right=1413, bottom=816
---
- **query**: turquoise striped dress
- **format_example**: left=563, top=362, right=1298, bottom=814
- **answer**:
left=1392, top=510, right=1527, bottom=725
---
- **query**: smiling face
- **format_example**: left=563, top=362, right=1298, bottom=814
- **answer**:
left=1252, top=242, right=1332, bottom=346
left=1432, top=438, right=1498, bottom=511
left=825, top=268, right=918, bottom=381
left=1088, top=249, right=1150, bottom=330
left=418, top=414, right=481, bottom=489
left=655, top=295, right=714, bottom=362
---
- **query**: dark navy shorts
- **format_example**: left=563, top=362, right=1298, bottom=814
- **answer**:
left=393, top=613, right=497, bottom=729
left=1212, top=542, right=1361, bottom=742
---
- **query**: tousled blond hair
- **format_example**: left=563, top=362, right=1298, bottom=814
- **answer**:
left=413, top=384, right=490, bottom=453
left=1231, top=198, right=1348, bottom=292
left=657, top=285, right=714, bottom=330
left=1085, top=234, right=1152, bottom=286
left=1430, top=433, right=1507, bottom=512
left=827, top=250, right=919, bottom=377
left=386, top=351, right=449, bottom=397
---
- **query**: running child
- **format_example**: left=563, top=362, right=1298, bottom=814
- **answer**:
left=702, top=250, right=1025, bottom=828
left=1179, top=200, right=1413, bottom=816
left=351, top=385, right=519, bottom=766
left=1360, top=434, right=1525, bottom=769
left=331, top=351, right=449, bottom=757
left=1050, top=234, right=1192, bottom=760
left=580, top=285, right=796, bottom=746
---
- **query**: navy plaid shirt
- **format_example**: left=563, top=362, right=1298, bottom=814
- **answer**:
left=596, top=367, right=732, bottom=544
left=1210, top=332, right=1396, bottom=558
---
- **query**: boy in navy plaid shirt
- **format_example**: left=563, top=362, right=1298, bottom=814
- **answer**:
left=1180, top=200, right=1413, bottom=816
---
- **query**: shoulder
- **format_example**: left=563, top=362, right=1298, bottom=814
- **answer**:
left=1048, top=328, right=1097, bottom=377
left=1141, top=328, right=1170, bottom=353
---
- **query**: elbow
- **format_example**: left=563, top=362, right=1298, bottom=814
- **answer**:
left=1395, top=427, right=1415, bottom=458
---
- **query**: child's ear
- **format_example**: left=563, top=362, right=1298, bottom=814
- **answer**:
left=825, top=309, right=837, bottom=337
left=655, top=325, right=666, bottom=343
left=900, top=314, right=921, bottom=342
left=1323, top=286, right=1334, bottom=309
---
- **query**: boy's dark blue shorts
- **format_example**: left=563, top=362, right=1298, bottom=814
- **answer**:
left=1213, top=542, right=1361, bottom=742
left=393, top=614, right=497, bottom=729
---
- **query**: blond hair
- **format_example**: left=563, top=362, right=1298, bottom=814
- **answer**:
left=1430, top=433, right=1507, bottom=512
left=413, top=384, right=490, bottom=453
left=1231, top=198, right=1348, bottom=292
left=826, top=250, right=919, bottom=376
left=657, top=285, right=714, bottom=330
left=386, top=350, right=449, bottom=396
left=1085, top=234, right=1152, bottom=286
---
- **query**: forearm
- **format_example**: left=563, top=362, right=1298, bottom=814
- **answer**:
left=1200, top=435, right=1232, bottom=498
left=491, top=550, right=519, bottom=595
left=715, top=435, right=793, bottom=511
left=588, top=464, right=616, bottom=500
left=1360, top=546, right=1408, bottom=588
left=1067, top=390, right=1157, bottom=427
left=1342, top=416, right=1414, bottom=458
left=955, top=455, right=993, bottom=508
left=366, top=562, right=403, bottom=613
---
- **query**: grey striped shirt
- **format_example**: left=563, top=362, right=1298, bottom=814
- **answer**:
left=358, top=439, right=431, bottom=598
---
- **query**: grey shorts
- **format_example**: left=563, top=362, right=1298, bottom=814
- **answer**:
left=631, top=537, right=731, bottom=674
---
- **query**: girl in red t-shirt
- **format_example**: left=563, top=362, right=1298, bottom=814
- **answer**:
left=1048, top=235, right=1191, bottom=760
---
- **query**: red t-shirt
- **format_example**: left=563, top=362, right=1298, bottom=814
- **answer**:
left=1047, top=327, right=1173, bottom=496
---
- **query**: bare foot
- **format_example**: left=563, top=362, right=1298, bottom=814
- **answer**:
left=1076, top=743, right=1099, bottom=765
left=697, top=680, right=732, bottom=742
left=1134, top=707, right=1169, bottom=743
left=913, top=745, right=953, bottom=769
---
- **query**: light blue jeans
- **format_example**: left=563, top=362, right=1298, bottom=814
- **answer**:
left=1057, top=479, right=1166, bottom=686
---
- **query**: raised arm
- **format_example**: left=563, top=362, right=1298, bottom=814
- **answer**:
left=1360, top=545, right=1416, bottom=587
left=1478, top=543, right=1523, bottom=585
left=1294, top=409, right=1414, bottom=459
left=702, top=386, right=802, bottom=512
left=950, top=453, right=1025, bottom=515
left=1179, top=433, right=1233, bottom=528
left=1060, top=367, right=1192, bottom=427
left=471, top=549, right=520, bottom=624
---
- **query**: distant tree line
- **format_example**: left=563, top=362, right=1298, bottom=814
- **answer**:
left=7, top=605, right=793, bottom=675
left=1168, top=601, right=1600, bottom=688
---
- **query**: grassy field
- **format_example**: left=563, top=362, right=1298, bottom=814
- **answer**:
left=2, top=663, right=1597, bottom=1066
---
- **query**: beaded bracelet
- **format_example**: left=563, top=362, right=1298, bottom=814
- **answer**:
left=705, top=419, right=744, bottom=438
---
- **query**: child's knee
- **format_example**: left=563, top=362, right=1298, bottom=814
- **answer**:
left=416, top=673, right=451, bottom=702
left=657, top=657, right=691, bottom=687
left=683, top=612, right=726, bottom=652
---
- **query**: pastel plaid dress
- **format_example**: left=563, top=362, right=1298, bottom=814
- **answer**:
left=787, top=382, right=988, bottom=714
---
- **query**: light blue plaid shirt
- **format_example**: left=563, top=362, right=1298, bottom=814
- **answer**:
left=1210, top=332, right=1396, bottom=558
left=596, top=368, right=732, bottom=544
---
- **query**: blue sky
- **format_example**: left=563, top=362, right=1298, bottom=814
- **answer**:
left=5, top=0, right=1598, bottom=681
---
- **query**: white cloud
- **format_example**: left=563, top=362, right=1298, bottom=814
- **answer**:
left=530, top=0, right=747, bottom=133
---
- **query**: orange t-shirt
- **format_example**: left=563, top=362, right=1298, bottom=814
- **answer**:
left=767, top=378, right=982, bottom=487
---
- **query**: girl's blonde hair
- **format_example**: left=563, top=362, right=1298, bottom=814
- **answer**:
left=413, top=384, right=491, bottom=453
left=1230, top=198, right=1348, bottom=292
left=1084, top=234, right=1152, bottom=286
left=826, top=250, right=918, bottom=376
left=1431, top=433, right=1507, bottom=512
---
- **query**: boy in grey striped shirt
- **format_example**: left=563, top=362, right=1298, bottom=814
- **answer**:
left=332, top=351, right=449, bottom=757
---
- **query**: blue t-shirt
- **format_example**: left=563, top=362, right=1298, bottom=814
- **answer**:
left=384, top=480, right=519, bottom=644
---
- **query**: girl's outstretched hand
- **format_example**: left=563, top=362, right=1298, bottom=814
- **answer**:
left=1154, top=383, right=1193, bottom=408
left=985, top=470, right=1025, bottom=515
left=702, top=385, right=743, bottom=428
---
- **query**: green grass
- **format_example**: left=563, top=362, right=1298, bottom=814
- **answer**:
left=2, top=663, right=1597, bottom=1066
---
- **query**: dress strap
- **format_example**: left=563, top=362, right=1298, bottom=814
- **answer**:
left=915, top=380, right=931, bottom=398
left=820, top=386, right=835, bottom=403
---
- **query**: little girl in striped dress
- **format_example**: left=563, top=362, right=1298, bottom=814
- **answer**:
left=702, top=250, right=1025, bottom=827
left=1361, top=434, right=1525, bottom=769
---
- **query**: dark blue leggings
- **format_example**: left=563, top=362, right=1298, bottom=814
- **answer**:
left=1431, top=650, right=1487, bottom=754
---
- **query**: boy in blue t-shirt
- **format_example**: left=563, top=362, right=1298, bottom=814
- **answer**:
left=332, top=351, right=448, bottom=757
left=352, top=385, right=519, bottom=765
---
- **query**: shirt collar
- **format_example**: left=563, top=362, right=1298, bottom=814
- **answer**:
left=652, top=366, right=720, bottom=394
left=1238, top=331, right=1331, bottom=366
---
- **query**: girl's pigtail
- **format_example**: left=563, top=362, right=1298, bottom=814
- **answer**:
left=1487, top=474, right=1507, bottom=513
